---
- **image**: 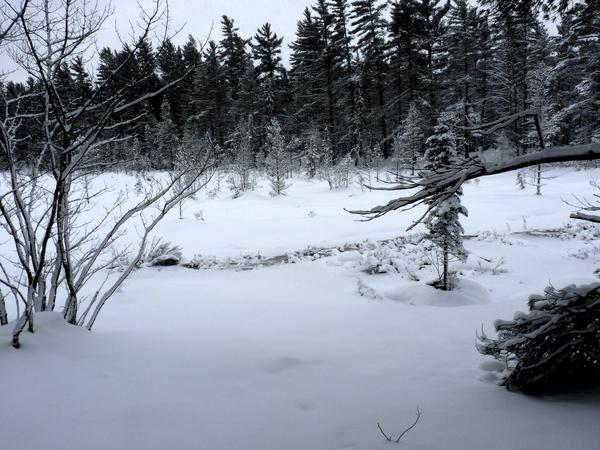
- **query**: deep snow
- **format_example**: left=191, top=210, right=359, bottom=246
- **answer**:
left=1, top=167, right=600, bottom=450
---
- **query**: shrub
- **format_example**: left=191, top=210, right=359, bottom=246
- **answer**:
left=145, top=239, right=183, bottom=267
left=477, top=283, right=600, bottom=394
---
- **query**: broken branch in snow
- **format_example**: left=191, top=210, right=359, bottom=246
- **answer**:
left=570, top=212, right=600, bottom=224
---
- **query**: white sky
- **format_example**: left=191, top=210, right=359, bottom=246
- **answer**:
left=1, top=0, right=558, bottom=82
left=106, top=0, right=313, bottom=57
left=0, top=0, right=313, bottom=81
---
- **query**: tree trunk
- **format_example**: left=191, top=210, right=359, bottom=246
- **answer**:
left=442, top=243, right=449, bottom=291
left=0, top=293, right=7, bottom=326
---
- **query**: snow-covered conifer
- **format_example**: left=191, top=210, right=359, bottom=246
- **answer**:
left=527, top=63, right=561, bottom=195
left=227, top=116, right=256, bottom=197
left=130, top=137, right=151, bottom=173
left=423, top=113, right=468, bottom=291
left=304, top=132, right=322, bottom=179
left=155, top=99, right=179, bottom=169
left=396, top=102, right=424, bottom=175
left=264, top=118, right=290, bottom=195
left=363, top=143, right=383, bottom=183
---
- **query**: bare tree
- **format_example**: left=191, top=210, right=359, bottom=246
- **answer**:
left=0, top=0, right=214, bottom=347
left=0, top=2, right=27, bottom=46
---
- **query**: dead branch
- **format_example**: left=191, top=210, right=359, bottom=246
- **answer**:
left=377, top=407, right=423, bottom=443
left=350, top=143, right=600, bottom=226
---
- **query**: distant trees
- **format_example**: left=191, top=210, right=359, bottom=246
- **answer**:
left=351, top=0, right=389, bottom=156
left=2, top=0, right=598, bottom=171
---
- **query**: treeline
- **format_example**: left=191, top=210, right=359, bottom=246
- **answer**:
left=2, top=0, right=599, bottom=170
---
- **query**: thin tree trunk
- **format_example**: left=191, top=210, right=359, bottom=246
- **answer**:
left=0, top=293, right=7, bottom=326
left=442, top=243, right=449, bottom=291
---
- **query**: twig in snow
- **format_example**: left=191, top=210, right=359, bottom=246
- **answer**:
left=377, top=407, right=422, bottom=443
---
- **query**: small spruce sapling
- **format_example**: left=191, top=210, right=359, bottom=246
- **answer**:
left=227, top=116, right=256, bottom=197
left=264, top=118, right=291, bottom=195
left=399, top=102, right=425, bottom=175
left=423, top=113, right=468, bottom=291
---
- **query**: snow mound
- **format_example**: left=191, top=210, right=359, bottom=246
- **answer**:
left=382, top=278, right=491, bottom=307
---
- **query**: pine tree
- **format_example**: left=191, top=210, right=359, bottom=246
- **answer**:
left=416, top=0, right=451, bottom=129
left=550, top=8, right=580, bottom=145
left=569, top=0, right=600, bottom=143
left=290, top=8, right=325, bottom=133
left=157, top=38, right=187, bottom=131
left=423, top=113, right=468, bottom=291
left=312, top=0, right=341, bottom=152
left=362, top=142, right=383, bottom=183
left=192, top=41, right=227, bottom=144
left=134, top=37, right=161, bottom=123
left=251, top=23, right=284, bottom=118
left=303, top=130, right=323, bottom=178
left=526, top=59, right=561, bottom=195
left=330, top=0, right=360, bottom=150
left=442, top=0, right=479, bottom=157
left=227, top=116, right=256, bottom=196
left=173, top=130, right=211, bottom=218
left=219, top=16, right=252, bottom=130
left=484, top=0, right=541, bottom=153
left=251, top=23, right=285, bottom=146
left=396, top=102, right=425, bottom=175
left=154, top=99, right=179, bottom=169
left=69, top=56, right=93, bottom=105
left=264, top=118, right=290, bottom=195
left=474, top=11, right=494, bottom=149
left=388, top=0, right=427, bottom=124
left=351, top=0, right=390, bottom=156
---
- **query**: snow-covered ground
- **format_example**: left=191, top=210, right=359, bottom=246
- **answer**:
left=2, top=167, right=600, bottom=450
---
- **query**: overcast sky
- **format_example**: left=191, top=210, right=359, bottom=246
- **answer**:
left=1, top=0, right=558, bottom=81
left=0, top=0, right=313, bottom=80
left=107, top=0, right=313, bottom=57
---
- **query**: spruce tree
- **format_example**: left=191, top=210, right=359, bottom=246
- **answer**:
left=351, top=0, right=390, bottom=156
left=154, top=99, right=179, bottom=169
left=264, top=118, right=290, bottom=195
left=442, top=0, right=479, bottom=156
left=219, top=16, right=252, bottom=130
left=330, top=0, right=360, bottom=150
left=388, top=0, right=427, bottom=123
left=423, top=113, right=468, bottom=291
left=156, top=38, right=188, bottom=132
left=397, top=102, right=425, bottom=175
left=192, top=41, right=227, bottom=144
left=290, top=8, right=324, bottom=133
left=227, top=116, right=256, bottom=196
left=416, top=0, right=451, bottom=129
